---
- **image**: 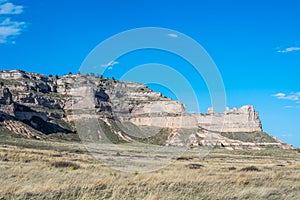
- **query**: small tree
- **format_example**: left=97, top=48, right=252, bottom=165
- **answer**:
left=55, top=75, right=59, bottom=79
left=68, top=72, right=73, bottom=75
left=90, top=72, right=95, bottom=77
left=77, top=71, right=81, bottom=75
left=48, top=74, right=53, bottom=78
left=0, top=82, right=4, bottom=87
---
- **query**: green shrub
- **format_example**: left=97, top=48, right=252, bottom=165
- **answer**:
left=51, top=161, right=80, bottom=170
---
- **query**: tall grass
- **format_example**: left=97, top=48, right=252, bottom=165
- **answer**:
left=0, top=140, right=299, bottom=199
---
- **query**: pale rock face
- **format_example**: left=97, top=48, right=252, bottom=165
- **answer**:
left=0, top=70, right=25, bottom=79
left=131, top=101, right=185, bottom=116
left=129, top=105, right=262, bottom=133
left=130, top=115, right=198, bottom=129
left=193, top=105, right=262, bottom=132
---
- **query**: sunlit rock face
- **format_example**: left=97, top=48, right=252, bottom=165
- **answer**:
left=192, top=105, right=262, bottom=133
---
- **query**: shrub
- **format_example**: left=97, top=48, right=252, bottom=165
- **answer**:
left=240, top=166, right=261, bottom=172
left=186, top=163, right=204, bottom=169
left=133, top=171, right=139, bottom=175
left=51, top=161, right=80, bottom=170
left=176, top=156, right=192, bottom=161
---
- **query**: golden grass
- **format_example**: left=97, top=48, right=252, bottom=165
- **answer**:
left=0, top=142, right=300, bottom=199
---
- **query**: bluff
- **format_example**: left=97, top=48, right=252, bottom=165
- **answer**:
left=0, top=70, right=293, bottom=150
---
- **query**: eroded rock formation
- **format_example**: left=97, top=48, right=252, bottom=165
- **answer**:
left=0, top=70, right=293, bottom=149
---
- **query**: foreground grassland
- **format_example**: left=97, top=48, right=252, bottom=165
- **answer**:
left=0, top=134, right=300, bottom=199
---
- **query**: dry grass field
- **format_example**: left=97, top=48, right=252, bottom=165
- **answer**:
left=0, top=134, right=300, bottom=199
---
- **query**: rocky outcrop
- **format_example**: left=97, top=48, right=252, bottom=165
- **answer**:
left=0, top=70, right=293, bottom=150
left=193, top=105, right=262, bottom=133
left=128, top=105, right=262, bottom=133
left=0, top=88, right=15, bottom=116
left=0, top=70, right=27, bottom=79
left=15, top=93, right=61, bottom=109
left=0, top=86, right=72, bottom=136
left=0, top=87, right=13, bottom=105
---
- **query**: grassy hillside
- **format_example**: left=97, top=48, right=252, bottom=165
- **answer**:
left=0, top=135, right=299, bottom=199
left=220, top=131, right=278, bottom=143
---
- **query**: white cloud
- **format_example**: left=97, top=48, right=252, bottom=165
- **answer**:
left=273, top=93, right=286, bottom=98
left=101, top=61, right=119, bottom=68
left=167, top=33, right=178, bottom=38
left=0, top=18, right=25, bottom=43
left=0, top=1, right=25, bottom=44
left=273, top=92, right=300, bottom=101
left=0, top=1, right=23, bottom=14
left=283, top=105, right=300, bottom=109
left=277, top=47, right=300, bottom=53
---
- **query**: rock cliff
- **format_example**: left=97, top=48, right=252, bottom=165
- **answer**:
left=0, top=70, right=293, bottom=149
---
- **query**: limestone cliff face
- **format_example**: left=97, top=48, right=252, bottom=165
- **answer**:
left=0, top=70, right=293, bottom=149
left=193, top=106, right=262, bottom=132
left=129, top=105, right=262, bottom=132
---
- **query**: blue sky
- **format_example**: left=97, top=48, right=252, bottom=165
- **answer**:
left=0, top=0, right=300, bottom=147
